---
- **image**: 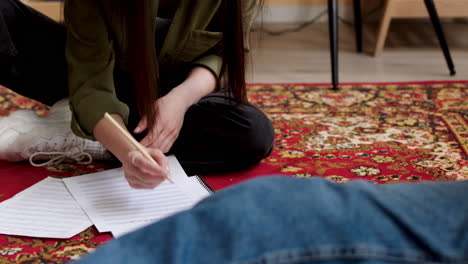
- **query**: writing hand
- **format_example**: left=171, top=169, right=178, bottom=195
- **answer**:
left=123, top=148, right=170, bottom=189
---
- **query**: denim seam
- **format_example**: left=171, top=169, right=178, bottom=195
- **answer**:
left=234, top=245, right=468, bottom=264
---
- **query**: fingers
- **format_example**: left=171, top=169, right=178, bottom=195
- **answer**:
left=124, top=164, right=162, bottom=189
left=139, top=115, right=182, bottom=152
left=124, top=151, right=168, bottom=189
left=151, top=128, right=170, bottom=153
left=158, top=132, right=178, bottom=154
left=140, top=122, right=162, bottom=148
left=126, top=179, right=151, bottom=190
left=134, top=116, right=148, bottom=134
left=147, top=149, right=170, bottom=173
left=142, top=126, right=178, bottom=153
left=140, top=132, right=155, bottom=148
left=140, top=126, right=165, bottom=150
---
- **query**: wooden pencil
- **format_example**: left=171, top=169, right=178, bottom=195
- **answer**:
left=103, top=113, right=173, bottom=183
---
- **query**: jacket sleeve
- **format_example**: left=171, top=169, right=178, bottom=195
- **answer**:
left=242, top=0, right=258, bottom=52
left=191, top=0, right=259, bottom=78
left=65, top=0, right=129, bottom=140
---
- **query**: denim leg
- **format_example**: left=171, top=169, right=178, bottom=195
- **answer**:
left=75, top=177, right=468, bottom=264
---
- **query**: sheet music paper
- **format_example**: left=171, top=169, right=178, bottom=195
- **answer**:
left=64, top=156, right=211, bottom=237
left=0, top=177, right=93, bottom=238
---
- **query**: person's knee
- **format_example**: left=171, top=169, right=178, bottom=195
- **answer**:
left=238, top=106, right=275, bottom=164
left=0, top=0, right=27, bottom=55
left=0, top=0, right=24, bottom=17
left=0, top=0, right=12, bottom=10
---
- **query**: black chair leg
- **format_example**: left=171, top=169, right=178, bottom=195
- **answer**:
left=353, top=0, right=363, bottom=53
left=424, top=0, right=456, bottom=76
left=328, top=0, right=339, bottom=90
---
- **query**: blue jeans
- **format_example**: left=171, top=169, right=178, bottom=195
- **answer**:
left=75, top=177, right=468, bottom=264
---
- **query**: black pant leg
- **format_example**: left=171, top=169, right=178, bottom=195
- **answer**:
left=170, top=93, right=275, bottom=175
left=117, top=65, right=274, bottom=175
left=0, top=0, right=67, bottom=106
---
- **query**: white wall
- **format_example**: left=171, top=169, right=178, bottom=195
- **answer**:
left=256, top=5, right=354, bottom=23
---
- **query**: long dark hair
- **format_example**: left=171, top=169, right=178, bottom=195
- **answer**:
left=108, top=0, right=262, bottom=130
left=127, top=1, right=158, bottom=131
left=220, top=0, right=247, bottom=103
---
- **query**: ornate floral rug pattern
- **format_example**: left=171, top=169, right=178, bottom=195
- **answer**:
left=1, top=82, right=467, bottom=263
left=203, top=81, right=467, bottom=189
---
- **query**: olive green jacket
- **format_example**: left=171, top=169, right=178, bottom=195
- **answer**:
left=64, top=0, right=257, bottom=140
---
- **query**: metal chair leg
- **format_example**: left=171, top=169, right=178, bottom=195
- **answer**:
left=353, top=0, right=363, bottom=53
left=328, top=0, right=339, bottom=90
left=424, top=0, right=456, bottom=76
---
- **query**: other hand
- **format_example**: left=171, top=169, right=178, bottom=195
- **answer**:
left=134, top=92, right=190, bottom=153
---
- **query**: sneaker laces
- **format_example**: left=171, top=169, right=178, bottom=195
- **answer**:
left=29, top=147, right=93, bottom=167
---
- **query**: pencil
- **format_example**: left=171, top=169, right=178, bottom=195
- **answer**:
left=103, top=113, right=173, bottom=183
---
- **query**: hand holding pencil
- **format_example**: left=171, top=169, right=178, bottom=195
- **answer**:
left=103, top=113, right=173, bottom=188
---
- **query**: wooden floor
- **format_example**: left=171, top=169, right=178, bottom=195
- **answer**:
left=248, top=21, right=468, bottom=84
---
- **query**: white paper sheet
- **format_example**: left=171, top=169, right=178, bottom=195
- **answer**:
left=63, top=156, right=211, bottom=237
left=0, top=177, right=93, bottom=238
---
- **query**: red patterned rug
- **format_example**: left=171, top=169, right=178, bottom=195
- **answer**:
left=0, top=82, right=467, bottom=263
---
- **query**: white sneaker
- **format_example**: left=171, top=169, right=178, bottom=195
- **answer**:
left=0, top=99, right=112, bottom=167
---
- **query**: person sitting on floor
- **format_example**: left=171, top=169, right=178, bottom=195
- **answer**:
left=0, top=0, right=274, bottom=187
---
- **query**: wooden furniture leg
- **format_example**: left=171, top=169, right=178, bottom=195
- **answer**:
left=20, top=0, right=62, bottom=22
left=374, top=0, right=395, bottom=56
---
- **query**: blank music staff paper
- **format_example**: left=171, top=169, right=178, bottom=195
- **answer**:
left=63, top=156, right=211, bottom=237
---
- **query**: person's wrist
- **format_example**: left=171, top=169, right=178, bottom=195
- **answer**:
left=167, top=85, right=196, bottom=110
